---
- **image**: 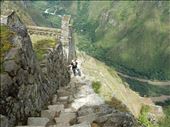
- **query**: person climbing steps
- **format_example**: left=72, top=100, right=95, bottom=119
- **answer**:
left=68, top=59, right=81, bottom=76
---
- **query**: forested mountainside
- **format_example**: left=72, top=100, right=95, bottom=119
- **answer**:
left=1, top=1, right=35, bottom=25
left=14, top=0, right=170, bottom=80
left=67, top=1, right=170, bottom=80
left=1, top=1, right=170, bottom=127
left=1, top=1, right=61, bottom=28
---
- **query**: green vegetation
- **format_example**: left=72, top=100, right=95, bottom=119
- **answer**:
left=33, top=39, right=56, bottom=61
left=1, top=1, right=35, bottom=25
left=61, top=1, right=170, bottom=80
left=26, top=1, right=62, bottom=28
left=2, top=1, right=62, bottom=27
left=159, top=105, right=170, bottom=127
left=155, top=100, right=170, bottom=127
left=3, top=1, right=170, bottom=80
left=0, top=25, right=14, bottom=73
left=156, top=99, right=170, bottom=107
left=138, top=105, right=157, bottom=127
left=122, top=77, right=170, bottom=97
left=92, top=81, right=101, bottom=94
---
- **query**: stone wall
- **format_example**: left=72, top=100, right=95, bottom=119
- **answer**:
left=26, top=25, right=61, bottom=37
left=60, top=15, right=76, bottom=63
left=0, top=11, right=70, bottom=126
left=26, top=15, right=76, bottom=63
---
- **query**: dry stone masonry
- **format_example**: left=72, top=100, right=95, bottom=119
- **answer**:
left=26, top=25, right=61, bottom=37
left=0, top=10, right=160, bottom=127
left=0, top=11, right=70, bottom=127
left=60, top=15, right=76, bottom=63
left=14, top=76, right=137, bottom=127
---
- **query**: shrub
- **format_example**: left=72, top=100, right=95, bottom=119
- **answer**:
left=158, top=105, right=170, bottom=127
left=138, top=105, right=158, bottom=127
left=92, top=81, right=101, bottom=94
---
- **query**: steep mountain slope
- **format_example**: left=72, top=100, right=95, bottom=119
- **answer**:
left=4, top=1, right=169, bottom=80
left=1, top=1, right=169, bottom=126
left=24, top=1, right=62, bottom=28
left=0, top=10, right=70, bottom=126
left=1, top=1, right=61, bottom=28
left=1, top=1, right=35, bottom=25
left=67, top=1, right=170, bottom=80
left=77, top=51, right=162, bottom=118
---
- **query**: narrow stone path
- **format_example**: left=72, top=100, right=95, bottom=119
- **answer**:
left=150, top=95, right=170, bottom=103
left=15, top=76, right=92, bottom=127
left=15, top=73, right=136, bottom=127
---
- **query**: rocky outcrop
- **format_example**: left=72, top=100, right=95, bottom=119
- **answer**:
left=0, top=115, right=8, bottom=127
left=77, top=105, right=136, bottom=127
left=78, top=51, right=164, bottom=119
left=60, top=15, right=76, bottom=63
left=14, top=75, right=138, bottom=127
left=0, top=11, right=70, bottom=126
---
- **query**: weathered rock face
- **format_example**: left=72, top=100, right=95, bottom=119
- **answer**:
left=60, top=15, right=76, bottom=63
left=0, top=115, right=9, bottom=127
left=77, top=105, right=137, bottom=127
left=0, top=11, right=70, bottom=126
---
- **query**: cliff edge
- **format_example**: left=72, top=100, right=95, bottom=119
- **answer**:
left=0, top=11, right=70, bottom=126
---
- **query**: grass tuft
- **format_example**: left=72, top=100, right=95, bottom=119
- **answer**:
left=138, top=105, right=158, bottom=127
left=92, top=81, right=101, bottom=94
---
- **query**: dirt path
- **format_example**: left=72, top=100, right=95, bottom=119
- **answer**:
left=117, top=72, right=170, bottom=86
left=150, top=95, right=170, bottom=103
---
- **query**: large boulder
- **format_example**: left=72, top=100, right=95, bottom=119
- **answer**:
left=0, top=11, right=70, bottom=127
left=3, top=60, right=19, bottom=76
left=77, top=104, right=137, bottom=127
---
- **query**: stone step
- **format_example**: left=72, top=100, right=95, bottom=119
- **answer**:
left=58, top=96, right=69, bottom=103
left=16, top=126, right=45, bottom=127
left=68, top=95, right=74, bottom=103
left=27, top=117, right=49, bottom=126
left=94, top=113, right=113, bottom=124
left=48, top=104, right=64, bottom=112
left=55, top=102, right=70, bottom=108
left=48, top=123, right=70, bottom=127
left=70, top=122, right=91, bottom=127
left=51, top=94, right=58, bottom=104
left=41, top=110, right=58, bottom=120
left=64, top=108, right=76, bottom=113
left=77, top=114, right=96, bottom=124
left=48, top=122, right=91, bottom=127
left=57, top=89, right=72, bottom=97
left=55, top=112, right=76, bottom=125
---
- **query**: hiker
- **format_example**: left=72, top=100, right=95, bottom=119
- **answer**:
left=69, top=59, right=81, bottom=76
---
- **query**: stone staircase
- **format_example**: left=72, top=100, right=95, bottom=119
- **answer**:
left=15, top=78, right=92, bottom=127
left=15, top=76, right=136, bottom=127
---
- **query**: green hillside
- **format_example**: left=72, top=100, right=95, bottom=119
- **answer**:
left=1, top=1, right=170, bottom=126
left=2, top=1, right=169, bottom=79
left=67, top=1, right=170, bottom=80
left=1, top=1, right=35, bottom=25
left=1, top=1, right=61, bottom=28
left=25, top=1, right=62, bottom=28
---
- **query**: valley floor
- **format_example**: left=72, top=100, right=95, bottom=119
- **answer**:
left=117, top=72, right=170, bottom=86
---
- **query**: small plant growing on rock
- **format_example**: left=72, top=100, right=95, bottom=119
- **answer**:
left=138, top=105, right=158, bottom=127
left=92, top=81, right=101, bottom=94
